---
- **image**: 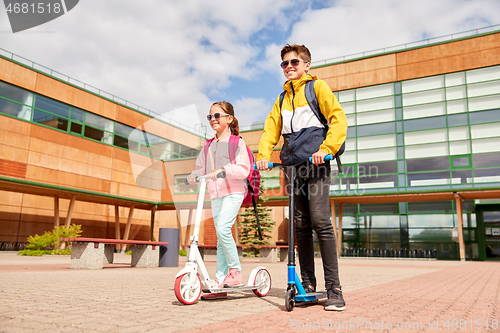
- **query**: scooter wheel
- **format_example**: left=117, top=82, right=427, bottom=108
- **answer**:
left=285, top=288, right=295, bottom=311
left=174, top=272, right=202, bottom=305
left=252, top=268, right=272, bottom=297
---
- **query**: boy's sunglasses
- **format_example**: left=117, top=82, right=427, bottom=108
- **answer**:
left=280, top=59, right=304, bottom=69
left=207, top=112, right=230, bottom=121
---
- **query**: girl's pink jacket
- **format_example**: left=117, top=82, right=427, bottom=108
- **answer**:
left=190, top=132, right=251, bottom=200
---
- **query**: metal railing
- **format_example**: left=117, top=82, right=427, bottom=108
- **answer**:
left=312, top=24, right=500, bottom=67
left=0, top=48, right=206, bottom=139
left=341, top=247, right=438, bottom=259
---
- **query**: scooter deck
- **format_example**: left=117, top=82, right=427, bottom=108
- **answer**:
left=295, top=291, right=327, bottom=303
left=204, top=281, right=266, bottom=294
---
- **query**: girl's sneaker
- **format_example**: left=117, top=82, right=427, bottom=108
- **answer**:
left=223, top=268, right=243, bottom=287
left=201, top=292, right=227, bottom=300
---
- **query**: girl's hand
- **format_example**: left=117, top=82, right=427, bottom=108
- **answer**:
left=186, top=174, right=197, bottom=184
left=208, top=168, right=224, bottom=182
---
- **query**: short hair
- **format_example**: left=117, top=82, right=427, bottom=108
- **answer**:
left=280, top=44, right=311, bottom=63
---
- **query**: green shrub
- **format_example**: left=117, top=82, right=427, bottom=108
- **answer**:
left=21, top=225, right=82, bottom=256
left=18, top=249, right=51, bottom=256
left=179, top=249, right=187, bottom=256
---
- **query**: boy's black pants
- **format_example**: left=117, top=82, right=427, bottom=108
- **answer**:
left=288, top=163, right=341, bottom=290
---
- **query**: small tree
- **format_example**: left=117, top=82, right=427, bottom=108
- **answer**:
left=237, top=184, right=276, bottom=255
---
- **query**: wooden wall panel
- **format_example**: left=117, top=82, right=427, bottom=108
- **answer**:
left=310, top=54, right=397, bottom=91
left=311, top=32, right=500, bottom=91
left=0, top=58, right=37, bottom=91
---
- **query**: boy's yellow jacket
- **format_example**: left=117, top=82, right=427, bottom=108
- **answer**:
left=258, top=74, right=348, bottom=165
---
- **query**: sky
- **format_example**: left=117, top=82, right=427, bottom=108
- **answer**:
left=1, top=0, right=500, bottom=136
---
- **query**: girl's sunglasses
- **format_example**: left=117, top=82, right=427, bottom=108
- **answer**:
left=207, top=112, right=230, bottom=121
left=280, top=59, right=304, bottom=69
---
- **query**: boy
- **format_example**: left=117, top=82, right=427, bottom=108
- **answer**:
left=256, top=44, right=347, bottom=311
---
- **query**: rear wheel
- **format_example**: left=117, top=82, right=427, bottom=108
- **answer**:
left=252, top=268, right=271, bottom=297
left=174, top=272, right=201, bottom=305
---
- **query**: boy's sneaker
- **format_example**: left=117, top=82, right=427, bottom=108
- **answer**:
left=223, top=268, right=243, bottom=287
left=324, top=288, right=346, bottom=311
left=303, top=284, right=316, bottom=293
left=201, top=292, right=227, bottom=300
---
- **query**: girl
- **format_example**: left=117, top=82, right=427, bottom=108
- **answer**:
left=187, top=101, right=251, bottom=300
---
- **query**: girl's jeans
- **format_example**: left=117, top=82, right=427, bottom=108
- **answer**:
left=290, top=163, right=341, bottom=291
left=211, top=193, right=244, bottom=283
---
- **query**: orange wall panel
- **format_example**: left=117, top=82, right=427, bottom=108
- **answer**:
left=0, top=115, right=32, bottom=136
left=116, top=105, right=151, bottom=128
left=397, top=47, right=500, bottom=81
left=29, top=124, right=114, bottom=158
left=28, top=137, right=113, bottom=168
left=0, top=144, right=29, bottom=164
left=0, top=58, right=37, bottom=91
left=311, top=32, right=500, bottom=92
left=0, top=190, right=23, bottom=206
left=311, top=54, right=397, bottom=91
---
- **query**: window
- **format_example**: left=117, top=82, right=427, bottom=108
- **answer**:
left=473, top=152, right=500, bottom=168
left=0, top=80, right=33, bottom=106
left=451, top=155, right=470, bottom=168
left=407, top=171, right=450, bottom=186
left=0, top=98, right=32, bottom=120
left=0, top=80, right=200, bottom=161
left=33, top=109, right=68, bottom=131
left=174, top=174, right=198, bottom=193
left=261, top=168, right=280, bottom=189
left=404, top=115, right=447, bottom=131
left=34, top=95, right=69, bottom=118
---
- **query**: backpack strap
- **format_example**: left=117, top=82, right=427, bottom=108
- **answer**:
left=228, top=135, right=239, bottom=164
left=305, top=80, right=329, bottom=129
left=203, top=138, right=215, bottom=172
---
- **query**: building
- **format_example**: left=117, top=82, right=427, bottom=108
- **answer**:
left=1, top=25, right=500, bottom=260
left=0, top=48, right=205, bottom=250
left=305, top=26, right=500, bottom=261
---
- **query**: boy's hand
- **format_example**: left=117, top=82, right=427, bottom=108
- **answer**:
left=256, top=159, right=271, bottom=171
left=311, top=150, right=327, bottom=166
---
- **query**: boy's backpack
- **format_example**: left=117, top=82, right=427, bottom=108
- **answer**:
left=203, top=135, right=263, bottom=240
left=279, top=79, right=346, bottom=173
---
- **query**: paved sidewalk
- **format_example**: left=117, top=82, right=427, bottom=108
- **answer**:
left=0, top=252, right=498, bottom=332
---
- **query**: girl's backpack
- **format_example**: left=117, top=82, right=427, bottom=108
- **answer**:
left=203, top=135, right=263, bottom=239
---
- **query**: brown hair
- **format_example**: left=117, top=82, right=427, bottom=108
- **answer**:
left=212, top=101, right=239, bottom=136
left=280, top=44, right=311, bottom=63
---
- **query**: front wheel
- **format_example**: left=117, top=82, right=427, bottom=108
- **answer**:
left=174, top=272, right=202, bottom=305
left=285, top=288, right=295, bottom=311
left=252, top=268, right=271, bottom=297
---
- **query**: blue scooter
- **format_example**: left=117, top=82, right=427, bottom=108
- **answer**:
left=257, top=154, right=333, bottom=311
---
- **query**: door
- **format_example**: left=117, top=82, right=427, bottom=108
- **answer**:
left=476, top=204, right=500, bottom=261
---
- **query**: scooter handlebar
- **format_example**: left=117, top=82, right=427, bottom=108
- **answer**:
left=253, top=154, right=333, bottom=170
left=309, top=154, right=333, bottom=163
left=184, top=170, right=226, bottom=185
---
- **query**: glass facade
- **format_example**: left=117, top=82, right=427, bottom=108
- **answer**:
left=332, top=65, right=500, bottom=259
left=333, top=65, right=500, bottom=193
left=0, top=80, right=199, bottom=161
